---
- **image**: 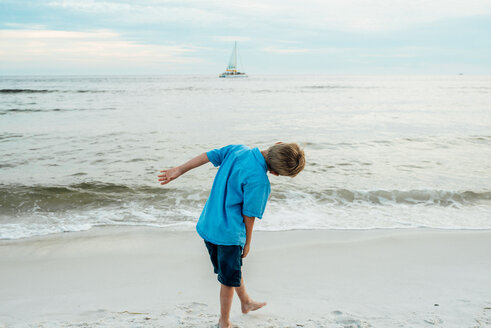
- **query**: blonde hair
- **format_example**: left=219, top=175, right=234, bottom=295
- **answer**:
left=266, top=143, right=305, bottom=177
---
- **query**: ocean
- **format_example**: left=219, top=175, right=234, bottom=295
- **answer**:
left=0, top=75, right=490, bottom=239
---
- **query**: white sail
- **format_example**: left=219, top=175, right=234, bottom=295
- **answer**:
left=226, top=42, right=237, bottom=71
left=219, top=41, right=247, bottom=78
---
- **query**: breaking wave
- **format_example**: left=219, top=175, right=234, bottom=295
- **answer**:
left=1, top=183, right=489, bottom=216
left=0, top=183, right=490, bottom=239
left=0, top=108, right=116, bottom=115
left=0, top=89, right=108, bottom=93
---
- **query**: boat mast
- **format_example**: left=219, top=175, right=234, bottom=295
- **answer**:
left=227, top=42, right=237, bottom=73
left=233, top=41, right=237, bottom=73
left=219, top=41, right=247, bottom=77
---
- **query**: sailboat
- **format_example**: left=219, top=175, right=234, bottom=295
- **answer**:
left=219, top=42, right=248, bottom=78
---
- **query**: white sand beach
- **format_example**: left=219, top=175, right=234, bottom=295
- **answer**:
left=1, top=227, right=490, bottom=327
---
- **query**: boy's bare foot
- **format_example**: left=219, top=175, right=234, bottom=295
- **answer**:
left=241, top=300, right=267, bottom=314
left=218, top=317, right=231, bottom=328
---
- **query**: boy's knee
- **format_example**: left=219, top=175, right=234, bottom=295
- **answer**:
left=218, top=272, right=241, bottom=287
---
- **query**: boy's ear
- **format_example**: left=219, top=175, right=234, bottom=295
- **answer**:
left=270, top=170, right=279, bottom=176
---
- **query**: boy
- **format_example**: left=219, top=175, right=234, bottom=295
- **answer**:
left=158, top=143, right=305, bottom=328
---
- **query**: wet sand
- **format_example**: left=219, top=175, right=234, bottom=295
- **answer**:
left=1, top=227, right=490, bottom=327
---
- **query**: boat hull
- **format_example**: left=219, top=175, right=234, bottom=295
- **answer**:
left=219, top=74, right=248, bottom=78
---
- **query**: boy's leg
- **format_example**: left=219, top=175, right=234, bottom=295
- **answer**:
left=215, top=244, right=241, bottom=328
left=219, top=284, right=234, bottom=328
left=213, top=244, right=265, bottom=326
left=234, top=277, right=267, bottom=314
left=219, top=278, right=267, bottom=327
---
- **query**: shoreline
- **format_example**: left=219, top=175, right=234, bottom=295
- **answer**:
left=3, top=223, right=491, bottom=243
left=1, top=227, right=490, bottom=327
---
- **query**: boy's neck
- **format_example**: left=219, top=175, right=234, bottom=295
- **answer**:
left=260, top=149, right=268, bottom=161
left=261, top=149, right=278, bottom=176
left=261, top=149, right=271, bottom=171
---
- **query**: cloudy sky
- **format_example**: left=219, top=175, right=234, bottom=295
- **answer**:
left=1, top=0, right=490, bottom=75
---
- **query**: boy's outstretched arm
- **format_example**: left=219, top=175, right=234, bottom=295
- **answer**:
left=158, top=153, right=209, bottom=185
left=242, top=215, right=255, bottom=258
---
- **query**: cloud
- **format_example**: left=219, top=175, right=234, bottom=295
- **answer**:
left=255, top=0, right=491, bottom=32
left=46, top=0, right=232, bottom=27
left=212, top=36, right=251, bottom=43
left=45, top=0, right=491, bottom=33
left=3, top=1, right=490, bottom=73
left=0, top=29, right=201, bottom=73
left=262, top=46, right=310, bottom=54
left=261, top=45, right=430, bottom=58
left=3, top=22, right=46, bottom=29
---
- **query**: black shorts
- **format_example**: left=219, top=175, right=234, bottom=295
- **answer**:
left=204, top=241, right=243, bottom=287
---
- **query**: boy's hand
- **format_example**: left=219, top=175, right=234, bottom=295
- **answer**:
left=158, top=167, right=182, bottom=185
left=158, top=153, right=210, bottom=186
left=242, top=243, right=250, bottom=258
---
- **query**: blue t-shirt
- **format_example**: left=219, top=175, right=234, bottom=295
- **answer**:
left=196, top=144, right=271, bottom=246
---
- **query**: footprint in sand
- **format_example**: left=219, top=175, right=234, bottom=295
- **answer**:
left=175, top=302, right=216, bottom=327
left=330, top=310, right=368, bottom=328
left=474, top=306, right=491, bottom=327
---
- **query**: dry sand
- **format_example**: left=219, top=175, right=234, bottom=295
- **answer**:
left=1, top=227, right=490, bottom=327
